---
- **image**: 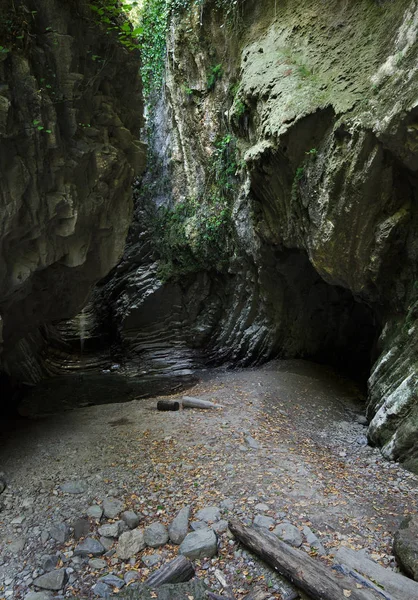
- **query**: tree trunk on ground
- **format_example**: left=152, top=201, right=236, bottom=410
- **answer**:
left=228, top=519, right=387, bottom=600
left=144, top=556, right=195, bottom=587
left=157, top=400, right=180, bottom=411
left=335, top=547, right=418, bottom=600
left=182, top=396, right=223, bottom=409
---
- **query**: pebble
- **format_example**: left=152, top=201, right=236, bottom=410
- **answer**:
left=245, top=436, right=260, bottom=450
left=255, top=503, right=269, bottom=512
left=99, top=574, right=125, bottom=589
left=98, top=522, right=121, bottom=538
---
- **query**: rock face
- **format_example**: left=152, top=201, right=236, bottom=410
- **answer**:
left=0, top=0, right=145, bottom=387
left=394, top=516, right=418, bottom=581
left=95, top=0, right=418, bottom=472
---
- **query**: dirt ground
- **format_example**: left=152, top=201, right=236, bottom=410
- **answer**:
left=0, top=359, right=417, bottom=599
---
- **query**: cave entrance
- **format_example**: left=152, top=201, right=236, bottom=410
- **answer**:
left=274, top=248, right=379, bottom=387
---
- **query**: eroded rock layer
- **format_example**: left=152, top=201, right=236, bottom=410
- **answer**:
left=98, top=0, right=418, bottom=470
left=0, top=0, right=146, bottom=382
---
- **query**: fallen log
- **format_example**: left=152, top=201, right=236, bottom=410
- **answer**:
left=144, top=556, right=195, bottom=587
left=182, top=396, right=223, bottom=409
left=244, top=587, right=272, bottom=600
left=228, top=519, right=385, bottom=600
left=157, top=400, right=180, bottom=411
left=335, top=547, right=418, bottom=600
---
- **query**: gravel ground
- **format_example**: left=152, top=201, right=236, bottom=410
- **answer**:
left=0, top=359, right=417, bottom=599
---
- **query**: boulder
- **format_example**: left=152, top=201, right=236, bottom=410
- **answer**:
left=122, top=511, right=141, bottom=530
left=144, top=523, right=169, bottom=548
left=179, top=529, right=217, bottom=559
left=74, top=537, right=106, bottom=557
left=103, top=497, right=125, bottom=519
left=33, top=568, right=67, bottom=591
left=394, top=516, right=418, bottom=581
left=117, top=529, right=146, bottom=560
left=253, top=515, right=275, bottom=530
left=60, top=480, right=88, bottom=494
left=273, top=522, right=303, bottom=547
left=169, top=507, right=190, bottom=544
left=195, top=506, right=221, bottom=523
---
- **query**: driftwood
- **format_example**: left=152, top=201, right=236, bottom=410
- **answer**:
left=182, top=396, right=223, bottom=409
left=228, top=519, right=384, bottom=600
left=144, top=556, right=195, bottom=587
left=335, top=547, right=418, bottom=600
left=157, top=400, right=180, bottom=411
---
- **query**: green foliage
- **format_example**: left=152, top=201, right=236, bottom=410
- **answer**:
left=152, top=134, right=240, bottom=281
left=305, top=148, right=318, bottom=157
left=88, top=1, right=143, bottom=51
left=206, top=63, right=223, bottom=91
left=0, top=46, right=9, bottom=55
left=295, top=166, right=305, bottom=181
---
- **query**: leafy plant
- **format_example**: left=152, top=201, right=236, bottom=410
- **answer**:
left=88, top=1, right=143, bottom=52
left=207, top=63, right=223, bottom=91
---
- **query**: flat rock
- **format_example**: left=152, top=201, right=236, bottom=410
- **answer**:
left=179, top=529, right=217, bottom=559
left=60, top=480, right=88, bottom=494
left=169, top=506, right=190, bottom=544
left=40, top=555, right=59, bottom=572
left=89, top=558, right=108, bottom=569
left=245, top=435, right=259, bottom=449
left=212, top=520, right=228, bottom=534
left=117, top=529, right=146, bottom=560
left=73, top=517, right=90, bottom=540
left=74, top=537, right=106, bottom=557
left=24, top=593, right=52, bottom=600
left=100, top=536, right=115, bottom=551
left=255, top=503, right=269, bottom=512
left=103, top=497, right=125, bottom=519
left=33, top=568, right=67, bottom=591
left=98, top=522, right=122, bottom=538
left=144, top=522, right=169, bottom=548
left=116, top=579, right=208, bottom=600
left=49, top=522, right=70, bottom=544
left=9, top=537, right=25, bottom=554
left=87, top=505, right=103, bottom=520
left=394, top=516, right=418, bottom=580
left=220, top=499, right=234, bottom=511
left=92, top=581, right=110, bottom=598
left=142, top=553, right=161, bottom=567
left=100, top=574, right=125, bottom=590
left=302, top=526, right=326, bottom=555
left=253, top=515, right=275, bottom=530
left=191, top=521, right=207, bottom=531
left=195, top=506, right=221, bottom=523
left=122, top=511, right=141, bottom=530
left=273, top=522, right=303, bottom=547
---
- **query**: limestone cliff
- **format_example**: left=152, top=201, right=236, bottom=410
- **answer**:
left=0, top=0, right=146, bottom=382
left=98, top=0, right=418, bottom=471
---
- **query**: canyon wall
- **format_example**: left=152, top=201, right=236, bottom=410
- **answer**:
left=0, top=0, right=146, bottom=382
left=99, top=0, right=418, bottom=471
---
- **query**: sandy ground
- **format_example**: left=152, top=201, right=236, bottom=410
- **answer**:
left=0, top=359, right=417, bottom=599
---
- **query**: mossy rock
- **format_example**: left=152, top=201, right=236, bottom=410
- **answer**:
left=393, top=516, right=418, bottom=581
left=116, top=579, right=208, bottom=599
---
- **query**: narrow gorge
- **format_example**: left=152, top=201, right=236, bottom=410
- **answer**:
left=1, top=1, right=418, bottom=599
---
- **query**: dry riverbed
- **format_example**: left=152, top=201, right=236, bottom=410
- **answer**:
left=0, top=360, right=417, bottom=599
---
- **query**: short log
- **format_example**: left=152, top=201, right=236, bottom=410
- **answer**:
left=144, top=555, right=195, bottom=587
left=157, top=400, right=180, bottom=412
left=182, top=396, right=223, bottom=409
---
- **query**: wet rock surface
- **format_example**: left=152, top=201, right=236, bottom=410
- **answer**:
left=0, top=361, right=417, bottom=599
